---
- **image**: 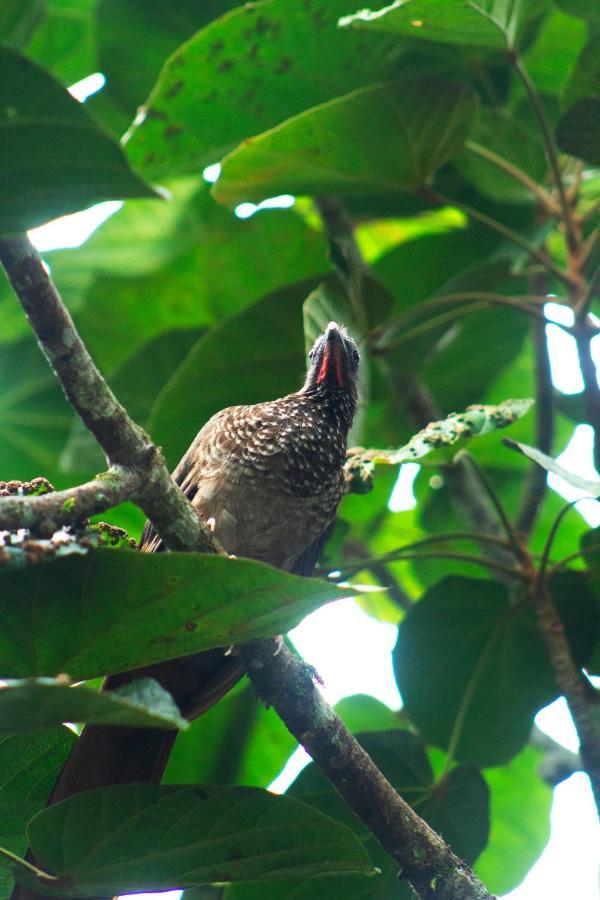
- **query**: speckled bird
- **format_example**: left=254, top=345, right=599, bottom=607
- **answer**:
left=47, top=323, right=360, bottom=806
left=140, top=320, right=360, bottom=573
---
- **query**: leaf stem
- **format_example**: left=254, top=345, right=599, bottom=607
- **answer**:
left=336, top=549, right=524, bottom=581
left=423, top=187, right=577, bottom=289
left=456, top=452, right=524, bottom=563
left=0, top=846, right=58, bottom=882
left=464, top=140, right=560, bottom=214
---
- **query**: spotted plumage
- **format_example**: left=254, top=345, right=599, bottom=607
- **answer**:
left=140, top=321, right=359, bottom=572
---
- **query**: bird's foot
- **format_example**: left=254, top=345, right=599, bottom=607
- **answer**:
left=272, top=635, right=285, bottom=656
left=205, top=516, right=216, bottom=532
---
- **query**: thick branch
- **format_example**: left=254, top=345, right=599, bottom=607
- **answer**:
left=240, top=639, right=495, bottom=900
left=0, top=235, right=219, bottom=555
left=533, top=580, right=600, bottom=814
left=0, top=467, right=139, bottom=535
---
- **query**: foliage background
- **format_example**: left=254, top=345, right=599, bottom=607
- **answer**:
left=0, top=0, right=599, bottom=898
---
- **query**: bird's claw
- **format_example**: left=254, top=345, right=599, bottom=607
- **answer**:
left=272, top=635, right=285, bottom=656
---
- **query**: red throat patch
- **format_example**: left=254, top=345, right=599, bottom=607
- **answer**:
left=316, top=344, right=345, bottom=386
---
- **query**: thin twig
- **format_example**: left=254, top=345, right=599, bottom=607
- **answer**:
left=464, top=140, right=560, bottom=215
left=335, top=550, right=524, bottom=581
left=239, top=639, right=496, bottom=900
left=423, top=188, right=577, bottom=290
left=530, top=578, right=600, bottom=815
left=574, top=319, right=600, bottom=472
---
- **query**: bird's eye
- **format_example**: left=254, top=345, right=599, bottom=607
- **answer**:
left=309, top=349, right=314, bottom=359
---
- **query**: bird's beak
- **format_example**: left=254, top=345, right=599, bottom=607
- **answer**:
left=316, top=322, right=345, bottom=386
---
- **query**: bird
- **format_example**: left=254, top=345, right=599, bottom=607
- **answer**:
left=43, top=322, right=360, bottom=803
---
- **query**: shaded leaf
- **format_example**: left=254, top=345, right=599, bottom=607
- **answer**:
left=0, top=46, right=154, bottom=235
left=213, top=79, right=477, bottom=206
left=0, top=677, right=188, bottom=732
left=0, top=548, right=355, bottom=681
left=476, top=747, right=551, bottom=895
left=18, top=784, right=374, bottom=895
left=504, top=438, right=600, bottom=495
left=345, top=399, right=532, bottom=492
left=1, top=0, right=44, bottom=48
left=0, top=728, right=75, bottom=900
left=563, top=33, right=600, bottom=108
left=164, top=685, right=296, bottom=788
left=556, top=98, right=600, bottom=166
left=335, top=694, right=401, bottom=733
left=555, top=0, right=600, bottom=24
left=25, top=0, right=96, bottom=86
left=340, top=0, right=543, bottom=50
left=148, top=280, right=315, bottom=468
left=126, top=0, right=399, bottom=178
left=394, top=575, right=599, bottom=765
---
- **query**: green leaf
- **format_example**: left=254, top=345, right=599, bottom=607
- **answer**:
left=0, top=47, right=155, bottom=236
left=213, top=78, right=477, bottom=206
left=126, top=0, right=400, bottom=178
left=0, top=548, right=354, bottom=681
left=0, top=677, right=188, bottom=732
left=0, top=338, right=76, bottom=485
left=0, top=0, right=44, bottom=48
left=18, top=784, right=374, bottom=895
left=394, top=574, right=599, bottom=765
left=555, top=0, right=600, bottom=25
left=96, top=0, right=240, bottom=122
left=0, top=728, right=75, bottom=900
left=457, top=106, right=547, bottom=204
left=51, top=185, right=328, bottom=373
left=165, top=685, right=296, bottom=788
left=148, top=280, right=315, bottom=467
left=556, top=98, right=600, bottom=166
left=340, top=0, right=543, bottom=51
left=504, top=438, right=600, bottom=495
left=335, top=695, right=401, bottom=733
left=25, top=0, right=96, bottom=86
left=476, top=747, right=551, bottom=895
left=227, top=730, right=488, bottom=899
left=563, top=32, right=600, bottom=108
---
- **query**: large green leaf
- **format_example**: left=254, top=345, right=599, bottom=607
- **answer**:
left=148, top=280, right=314, bottom=467
left=393, top=574, right=599, bottom=765
left=1, top=0, right=44, bottom=47
left=476, top=747, right=551, bottom=895
left=227, top=730, right=488, bottom=899
left=556, top=98, right=600, bottom=165
left=0, top=677, right=188, bottom=732
left=165, top=685, right=296, bottom=788
left=25, top=0, right=96, bottom=86
left=213, top=79, right=477, bottom=206
left=57, top=188, right=328, bottom=372
left=125, top=0, right=400, bottom=178
left=340, top=0, right=543, bottom=50
left=0, top=548, right=354, bottom=681
left=0, top=338, right=77, bottom=485
left=504, top=438, right=600, bottom=494
left=95, top=0, right=240, bottom=122
left=555, top=0, right=600, bottom=24
left=0, top=728, right=75, bottom=900
left=563, top=32, right=600, bottom=108
left=16, top=784, right=374, bottom=895
left=0, top=46, right=154, bottom=235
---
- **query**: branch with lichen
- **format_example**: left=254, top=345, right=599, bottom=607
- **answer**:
left=1, top=234, right=496, bottom=900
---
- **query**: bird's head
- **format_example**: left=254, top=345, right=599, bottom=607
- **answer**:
left=303, top=322, right=360, bottom=400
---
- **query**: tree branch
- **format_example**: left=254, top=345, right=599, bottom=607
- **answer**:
left=0, top=235, right=220, bottom=555
left=240, top=639, right=496, bottom=900
left=0, top=468, right=139, bottom=535
left=574, top=319, right=600, bottom=473
left=532, top=578, right=600, bottom=814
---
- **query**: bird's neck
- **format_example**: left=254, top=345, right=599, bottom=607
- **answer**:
left=300, top=383, right=358, bottom=433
